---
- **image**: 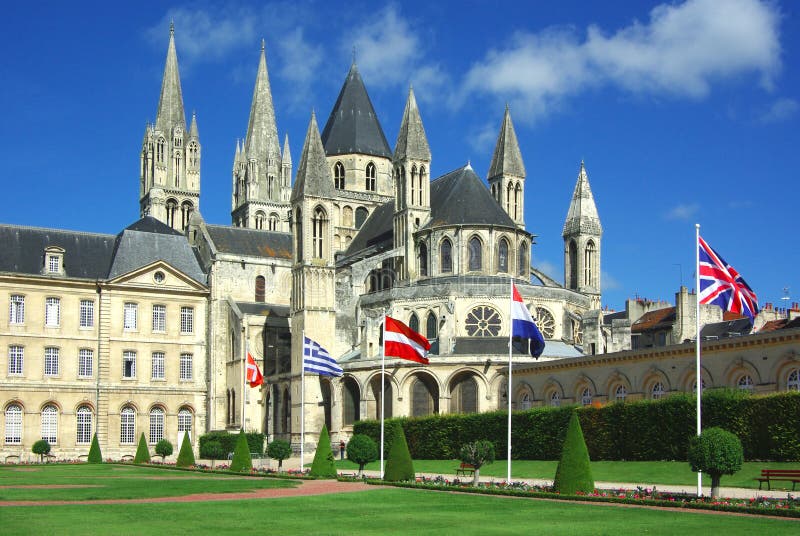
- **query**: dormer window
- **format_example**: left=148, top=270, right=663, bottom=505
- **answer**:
left=44, top=246, right=65, bottom=275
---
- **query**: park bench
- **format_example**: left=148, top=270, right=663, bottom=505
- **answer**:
left=120, top=455, right=134, bottom=462
left=755, top=469, right=800, bottom=491
left=456, top=463, right=476, bottom=477
left=5, top=455, right=20, bottom=464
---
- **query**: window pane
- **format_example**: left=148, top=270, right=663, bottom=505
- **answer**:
left=8, top=346, right=23, bottom=375
left=151, top=352, right=164, bottom=380
left=45, top=297, right=60, bottom=327
left=124, top=303, right=137, bottom=330
left=80, top=300, right=94, bottom=328
left=41, top=405, right=57, bottom=444
left=9, top=295, right=24, bottom=324
left=149, top=408, right=164, bottom=444
left=180, top=307, right=194, bottom=333
left=180, top=353, right=193, bottom=381
left=76, top=407, right=92, bottom=444
left=152, top=305, right=166, bottom=332
left=44, top=347, right=59, bottom=376
left=120, top=407, right=135, bottom=444
left=5, top=404, right=22, bottom=444
left=78, top=349, right=93, bottom=377
left=123, top=351, right=136, bottom=378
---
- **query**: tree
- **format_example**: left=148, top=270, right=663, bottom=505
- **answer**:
left=459, top=440, right=495, bottom=486
left=346, top=434, right=378, bottom=477
left=267, top=439, right=293, bottom=471
left=134, top=433, right=151, bottom=464
left=688, top=427, right=744, bottom=498
left=384, top=421, right=415, bottom=482
left=32, top=439, right=51, bottom=463
left=309, top=425, right=338, bottom=478
left=176, top=431, right=195, bottom=468
left=199, top=440, right=225, bottom=469
left=87, top=433, right=103, bottom=464
left=229, top=431, right=253, bottom=472
left=155, top=439, right=173, bottom=462
left=553, top=411, right=594, bottom=494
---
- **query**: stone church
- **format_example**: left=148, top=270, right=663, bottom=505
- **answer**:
left=0, top=27, right=611, bottom=460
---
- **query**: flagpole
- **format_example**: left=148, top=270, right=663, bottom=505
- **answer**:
left=301, top=330, right=305, bottom=473
left=380, top=313, right=386, bottom=480
left=242, top=326, right=247, bottom=433
left=507, top=277, right=513, bottom=484
left=695, top=223, right=702, bottom=497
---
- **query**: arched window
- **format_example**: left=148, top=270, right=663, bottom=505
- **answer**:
left=282, top=388, right=291, bottom=433
left=166, top=199, right=178, bottom=229
left=120, top=406, right=135, bottom=444
left=440, top=239, right=452, bottom=273
left=426, top=312, right=438, bottom=339
left=418, top=243, right=428, bottom=276
left=343, top=206, right=353, bottom=227
left=5, top=404, right=22, bottom=444
left=549, top=391, right=561, bottom=408
left=737, top=374, right=754, bottom=392
left=418, top=166, right=426, bottom=204
left=334, top=161, right=345, bottom=189
left=355, top=207, right=368, bottom=229
left=788, top=369, right=800, bottom=391
left=514, top=183, right=521, bottom=220
left=268, top=175, right=275, bottom=199
left=180, top=201, right=194, bottom=231
left=584, top=240, right=596, bottom=287
left=520, top=392, right=532, bottom=410
left=188, top=141, right=199, bottom=168
left=580, top=387, right=593, bottom=406
left=255, top=276, right=266, bottom=302
left=410, top=165, right=417, bottom=205
left=506, top=183, right=512, bottom=212
left=468, top=236, right=482, bottom=272
left=532, top=307, right=556, bottom=339
left=320, top=380, right=332, bottom=431
left=568, top=240, right=578, bottom=288
left=178, top=408, right=192, bottom=445
left=409, top=313, right=419, bottom=334
left=268, top=213, right=279, bottom=231
left=149, top=407, right=165, bottom=444
left=498, top=238, right=509, bottom=273
left=156, top=137, right=165, bottom=164
left=518, top=242, right=528, bottom=276
left=76, top=406, right=92, bottom=444
left=614, top=385, right=627, bottom=403
left=451, top=375, right=478, bottom=414
left=411, top=377, right=436, bottom=417
left=343, top=377, right=360, bottom=425
left=41, top=405, right=57, bottom=444
left=365, top=162, right=376, bottom=191
left=295, top=208, right=303, bottom=260
left=255, top=211, right=265, bottom=230
left=465, top=306, right=501, bottom=337
left=312, top=207, right=326, bottom=258
left=651, top=381, right=665, bottom=400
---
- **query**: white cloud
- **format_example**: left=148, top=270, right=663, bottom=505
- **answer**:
left=665, top=203, right=700, bottom=221
left=276, top=27, right=324, bottom=111
left=602, top=270, right=622, bottom=291
left=534, top=260, right=560, bottom=281
left=468, top=121, right=499, bottom=156
left=458, top=0, right=781, bottom=121
left=758, top=97, right=799, bottom=123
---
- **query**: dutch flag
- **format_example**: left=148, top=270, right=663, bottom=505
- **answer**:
left=511, top=283, right=545, bottom=358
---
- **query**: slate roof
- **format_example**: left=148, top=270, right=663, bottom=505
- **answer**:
left=488, top=106, right=525, bottom=179
left=342, top=201, right=395, bottom=258
left=206, top=225, right=292, bottom=259
left=320, top=63, right=392, bottom=158
left=700, top=318, right=753, bottom=339
left=0, top=224, right=116, bottom=279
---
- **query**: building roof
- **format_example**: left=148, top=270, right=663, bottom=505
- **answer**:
left=243, top=43, right=281, bottom=182
left=631, top=307, right=676, bottom=333
left=700, top=318, right=753, bottom=339
left=155, top=24, right=186, bottom=133
left=488, top=106, right=525, bottom=179
left=393, top=86, right=431, bottom=162
left=424, top=165, right=517, bottom=228
left=320, top=63, right=392, bottom=158
left=563, top=161, right=602, bottom=237
left=206, top=224, right=292, bottom=259
left=342, top=201, right=395, bottom=258
left=291, top=111, right=334, bottom=201
left=759, top=319, right=788, bottom=332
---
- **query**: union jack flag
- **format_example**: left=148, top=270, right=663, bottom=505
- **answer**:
left=698, top=236, right=759, bottom=322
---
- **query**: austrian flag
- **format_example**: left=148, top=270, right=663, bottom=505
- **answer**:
left=384, top=316, right=431, bottom=365
left=246, top=351, right=263, bottom=387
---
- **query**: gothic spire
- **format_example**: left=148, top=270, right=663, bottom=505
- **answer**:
left=292, top=111, right=333, bottom=201
left=155, top=23, right=186, bottom=132
left=282, top=133, right=292, bottom=167
left=563, top=161, right=602, bottom=237
left=488, top=105, right=525, bottom=179
left=189, top=111, right=199, bottom=138
left=394, top=86, right=431, bottom=161
left=244, top=42, right=280, bottom=165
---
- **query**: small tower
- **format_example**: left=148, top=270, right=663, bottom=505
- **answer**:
left=563, top=161, right=602, bottom=307
left=487, top=105, right=525, bottom=228
left=281, top=133, right=292, bottom=205
left=392, top=86, right=431, bottom=281
left=140, top=23, right=200, bottom=231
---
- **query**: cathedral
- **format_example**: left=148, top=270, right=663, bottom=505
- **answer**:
left=0, top=26, right=613, bottom=460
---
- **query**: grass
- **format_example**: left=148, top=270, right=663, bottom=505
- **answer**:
left=334, top=459, right=800, bottom=489
left=0, top=464, right=296, bottom=501
left=2, top=487, right=799, bottom=535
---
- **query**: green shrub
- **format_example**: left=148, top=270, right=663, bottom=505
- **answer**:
left=384, top=421, right=414, bottom=482
left=155, top=439, right=173, bottom=461
left=688, top=427, right=744, bottom=498
left=176, top=432, right=195, bottom=467
left=134, top=433, right=150, bottom=464
left=87, top=433, right=102, bottom=463
left=229, top=432, right=252, bottom=472
left=198, top=431, right=264, bottom=459
left=346, top=434, right=378, bottom=477
left=32, top=439, right=51, bottom=463
left=267, top=439, right=292, bottom=470
left=553, top=412, right=594, bottom=494
left=309, top=425, right=337, bottom=478
left=199, top=440, right=225, bottom=469
left=459, top=439, right=495, bottom=486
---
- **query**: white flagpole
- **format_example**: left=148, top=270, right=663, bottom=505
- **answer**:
left=242, top=327, right=247, bottom=433
left=695, top=223, right=702, bottom=496
left=301, top=330, right=305, bottom=473
left=507, top=278, right=513, bottom=484
left=380, top=313, right=386, bottom=479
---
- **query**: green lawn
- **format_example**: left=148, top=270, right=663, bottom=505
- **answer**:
left=2, top=487, right=798, bottom=535
left=335, top=459, right=800, bottom=489
left=0, top=464, right=296, bottom=501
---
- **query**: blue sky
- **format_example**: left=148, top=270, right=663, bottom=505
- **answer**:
left=1, top=0, right=797, bottom=312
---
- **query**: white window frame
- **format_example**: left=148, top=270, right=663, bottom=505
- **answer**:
left=9, top=294, right=24, bottom=324
left=614, top=385, right=627, bottom=403
left=8, top=345, right=23, bottom=375
left=737, top=374, right=754, bottom=391
left=123, top=302, right=138, bottom=331
left=149, top=407, right=164, bottom=444
left=177, top=408, right=192, bottom=441
left=48, top=254, right=61, bottom=274
left=120, top=407, right=135, bottom=444
left=550, top=391, right=561, bottom=407
left=76, top=406, right=92, bottom=444
left=651, top=382, right=666, bottom=400
left=41, top=405, right=58, bottom=445
left=152, top=304, right=166, bottom=333
left=5, top=404, right=22, bottom=444
left=581, top=387, right=592, bottom=406
left=44, top=347, right=59, bottom=376
left=78, top=349, right=93, bottom=378
left=45, top=297, right=60, bottom=327
left=180, top=306, right=194, bottom=334
left=151, top=352, right=165, bottom=380
left=122, top=351, right=136, bottom=379
left=180, top=353, right=193, bottom=381
left=79, top=299, right=94, bottom=328
left=788, top=369, right=800, bottom=391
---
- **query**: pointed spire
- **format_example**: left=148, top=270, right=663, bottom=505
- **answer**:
left=488, top=106, right=525, bottom=179
left=292, top=111, right=334, bottom=201
left=189, top=111, right=199, bottom=138
left=155, top=24, right=186, bottom=132
left=244, top=42, right=280, bottom=166
left=282, top=133, right=292, bottom=166
left=563, top=161, right=602, bottom=237
left=394, top=86, right=431, bottom=161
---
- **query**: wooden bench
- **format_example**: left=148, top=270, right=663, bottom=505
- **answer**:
left=455, top=463, right=476, bottom=477
left=755, top=469, right=800, bottom=491
left=120, top=455, right=134, bottom=462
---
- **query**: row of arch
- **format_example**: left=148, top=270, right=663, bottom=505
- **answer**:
left=419, top=236, right=529, bottom=277
left=253, top=211, right=280, bottom=231
left=334, top=161, right=378, bottom=192
left=566, top=239, right=599, bottom=289
left=395, top=164, right=428, bottom=209
left=294, top=205, right=329, bottom=261
left=491, top=180, right=522, bottom=221
left=165, top=198, right=194, bottom=231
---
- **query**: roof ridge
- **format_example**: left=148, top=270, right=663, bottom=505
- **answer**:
left=0, top=223, right=116, bottom=238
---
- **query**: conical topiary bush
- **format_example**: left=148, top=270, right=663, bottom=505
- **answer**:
left=176, top=431, right=196, bottom=468
left=384, top=421, right=414, bottom=482
left=309, top=425, right=338, bottom=478
left=134, top=433, right=151, bottom=464
left=87, top=433, right=103, bottom=463
left=553, top=411, right=594, bottom=494
left=229, top=432, right=253, bottom=472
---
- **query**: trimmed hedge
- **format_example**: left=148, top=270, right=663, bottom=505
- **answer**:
left=553, top=412, right=594, bottom=494
left=229, top=432, right=253, bottom=472
left=87, top=434, right=102, bottom=463
left=176, top=432, right=196, bottom=467
left=354, top=390, right=800, bottom=461
left=198, top=431, right=265, bottom=457
left=309, top=425, right=338, bottom=478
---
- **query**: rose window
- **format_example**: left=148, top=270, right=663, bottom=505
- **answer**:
left=530, top=306, right=556, bottom=339
left=465, top=306, right=501, bottom=337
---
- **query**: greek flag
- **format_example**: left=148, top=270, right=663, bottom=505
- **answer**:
left=303, top=337, right=343, bottom=377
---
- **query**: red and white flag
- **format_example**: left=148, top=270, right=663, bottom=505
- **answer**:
left=384, top=316, right=431, bottom=365
left=246, top=351, right=263, bottom=387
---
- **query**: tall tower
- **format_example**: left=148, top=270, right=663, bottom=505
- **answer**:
left=231, top=41, right=290, bottom=232
left=563, top=161, right=602, bottom=307
left=487, top=106, right=526, bottom=228
left=290, top=112, right=337, bottom=448
left=392, top=86, right=431, bottom=281
left=140, top=23, right=200, bottom=231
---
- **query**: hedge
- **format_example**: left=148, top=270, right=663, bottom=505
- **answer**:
left=198, top=431, right=265, bottom=457
left=354, top=390, right=800, bottom=461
